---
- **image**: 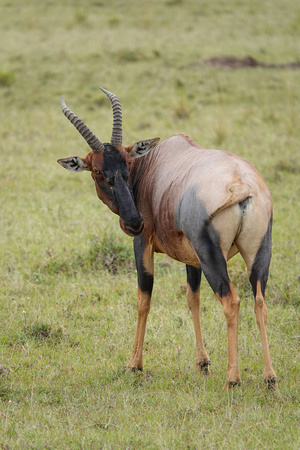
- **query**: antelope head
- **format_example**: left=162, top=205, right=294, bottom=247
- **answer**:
left=58, top=88, right=159, bottom=236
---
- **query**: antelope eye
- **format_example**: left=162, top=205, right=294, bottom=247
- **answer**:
left=93, top=168, right=100, bottom=175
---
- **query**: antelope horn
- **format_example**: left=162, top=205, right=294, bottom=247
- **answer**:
left=61, top=96, right=105, bottom=154
left=100, top=87, right=122, bottom=147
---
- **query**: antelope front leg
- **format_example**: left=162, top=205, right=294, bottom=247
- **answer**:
left=128, top=288, right=151, bottom=370
left=186, top=265, right=211, bottom=373
left=128, top=235, right=154, bottom=371
left=217, top=284, right=242, bottom=390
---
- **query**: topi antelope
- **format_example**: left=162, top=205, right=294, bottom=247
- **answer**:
left=58, top=88, right=277, bottom=389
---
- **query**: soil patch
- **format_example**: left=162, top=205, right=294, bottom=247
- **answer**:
left=203, top=56, right=300, bottom=70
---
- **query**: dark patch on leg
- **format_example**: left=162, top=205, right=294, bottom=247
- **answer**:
left=176, top=186, right=231, bottom=298
left=249, top=218, right=272, bottom=297
left=134, top=235, right=153, bottom=296
left=197, top=223, right=231, bottom=297
left=186, top=264, right=202, bottom=293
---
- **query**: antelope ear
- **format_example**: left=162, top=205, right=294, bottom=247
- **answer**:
left=57, top=156, right=90, bottom=172
left=126, top=137, right=160, bottom=159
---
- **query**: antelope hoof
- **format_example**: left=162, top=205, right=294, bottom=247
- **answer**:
left=223, top=380, right=242, bottom=390
left=264, top=377, right=277, bottom=389
left=198, top=360, right=211, bottom=375
left=127, top=366, right=143, bottom=373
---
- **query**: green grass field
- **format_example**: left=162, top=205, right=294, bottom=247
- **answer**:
left=0, top=0, right=299, bottom=448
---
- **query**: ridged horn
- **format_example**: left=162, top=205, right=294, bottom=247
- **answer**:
left=100, top=87, right=122, bottom=147
left=61, top=96, right=105, bottom=154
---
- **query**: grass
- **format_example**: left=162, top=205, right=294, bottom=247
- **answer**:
left=0, top=0, right=299, bottom=448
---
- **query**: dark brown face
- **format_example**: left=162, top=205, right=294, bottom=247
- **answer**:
left=90, top=144, right=144, bottom=236
left=58, top=89, right=159, bottom=237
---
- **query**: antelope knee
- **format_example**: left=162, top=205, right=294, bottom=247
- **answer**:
left=221, top=295, right=240, bottom=324
left=137, top=295, right=151, bottom=314
left=255, top=296, right=268, bottom=324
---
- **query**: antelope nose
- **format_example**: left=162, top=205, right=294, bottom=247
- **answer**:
left=120, top=217, right=144, bottom=237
